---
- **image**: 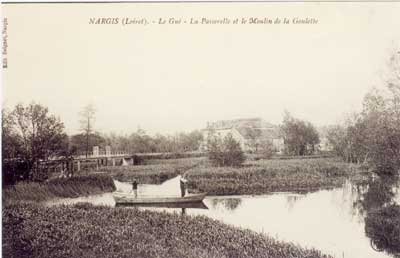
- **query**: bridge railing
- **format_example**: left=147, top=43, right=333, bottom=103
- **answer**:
left=73, top=151, right=131, bottom=159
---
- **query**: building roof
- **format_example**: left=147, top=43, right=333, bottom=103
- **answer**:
left=208, top=118, right=275, bottom=130
left=205, top=118, right=282, bottom=139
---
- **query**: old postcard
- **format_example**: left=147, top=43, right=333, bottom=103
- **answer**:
left=2, top=2, right=400, bottom=258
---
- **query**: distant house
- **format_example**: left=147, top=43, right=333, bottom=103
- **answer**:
left=200, top=118, right=284, bottom=153
left=316, top=127, right=333, bottom=152
left=318, top=137, right=333, bottom=152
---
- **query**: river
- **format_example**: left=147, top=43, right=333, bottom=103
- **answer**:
left=48, top=175, right=400, bottom=258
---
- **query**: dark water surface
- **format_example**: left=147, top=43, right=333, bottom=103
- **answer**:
left=48, top=175, right=400, bottom=258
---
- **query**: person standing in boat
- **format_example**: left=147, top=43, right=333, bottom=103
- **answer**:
left=132, top=179, right=138, bottom=198
left=180, top=176, right=187, bottom=197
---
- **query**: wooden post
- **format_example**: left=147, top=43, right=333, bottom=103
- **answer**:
left=70, top=159, right=74, bottom=177
left=112, top=158, right=116, bottom=167
left=77, top=160, right=81, bottom=171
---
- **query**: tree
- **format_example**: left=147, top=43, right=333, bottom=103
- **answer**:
left=245, top=128, right=262, bottom=153
left=281, top=111, right=320, bottom=156
left=222, top=134, right=246, bottom=166
left=207, top=132, right=245, bottom=167
left=2, top=108, right=21, bottom=160
left=104, top=132, right=131, bottom=153
left=128, top=127, right=154, bottom=153
left=70, top=132, right=106, bottom=154
left=326, top=125, right=347, bottom=159
left=331, top=49, right=400, bottom=174
left=176, top=130, right=204, bottom=152
left=360, top=88, right=400, bottom=174
left=363, top=50, right=400, bottom=175
left=103, top=129, right=204, bottom=154
left=152, top=134, right=172, bottom=153
left=79, top=104, right=96, bottom=157
left=258, top=139, right=275, bottom=158
left=207, top=129, right=224, bottom=166
left=2, top=108, right=24, bottom=184
left=10, top=103, right=67, bottom=180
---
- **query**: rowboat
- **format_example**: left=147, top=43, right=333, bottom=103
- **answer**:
left=115, top=200, right=209, bottom=209
left=113, top=192, right=207, bottom=205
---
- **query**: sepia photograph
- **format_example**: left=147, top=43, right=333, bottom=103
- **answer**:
left=1, top=2, right=400, bottom=258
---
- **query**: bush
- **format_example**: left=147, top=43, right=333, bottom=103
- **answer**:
left=207, top=133, right=245, bottom=167
left=259, top=141, right=275, bottom=159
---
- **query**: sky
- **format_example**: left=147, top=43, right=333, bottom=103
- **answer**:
left=2, top=2, right=400, bottom=135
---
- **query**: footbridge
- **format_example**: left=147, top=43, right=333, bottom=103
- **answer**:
left=44, top=146, right=203, bottom=176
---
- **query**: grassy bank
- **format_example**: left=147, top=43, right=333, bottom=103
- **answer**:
left=186, top=158, right=360, bottom=195
left=3, top=202, right=333, bottom=258
left=2, top=174, right=115, bottom=204
left=98, top=157, right=205, bottom=184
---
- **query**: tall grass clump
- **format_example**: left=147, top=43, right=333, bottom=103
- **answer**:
left=3, top=174, right=115, bottom=204
left=186, top=158, right=358, bottom=195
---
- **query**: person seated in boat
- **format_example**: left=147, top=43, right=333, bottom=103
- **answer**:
left=180, top=176, right=188, bottom=197
left=132, top=179, right=138, bottom=198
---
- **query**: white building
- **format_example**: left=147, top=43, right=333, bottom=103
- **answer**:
left=200, top=118, right=284, bottom=153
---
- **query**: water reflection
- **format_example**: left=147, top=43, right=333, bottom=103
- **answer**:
left=353, top=175, right=400, bottom=257
left=47, top=192, right=115, bottom=207
left=285, top=194, right=305, bottom=211
left=211, top=198, right=242, bottom=211
left=356, top=176, right=399, bottom=213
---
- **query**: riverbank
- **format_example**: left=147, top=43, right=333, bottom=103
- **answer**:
left=2, top=174, right=115, bottom=204
left=3, top=202, right=333, bottom=258
left=185, top=158, right=364, bottom=195
left=97, top=157, right=204, bottom=184
left=89, top=156, right=364, bottom=195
